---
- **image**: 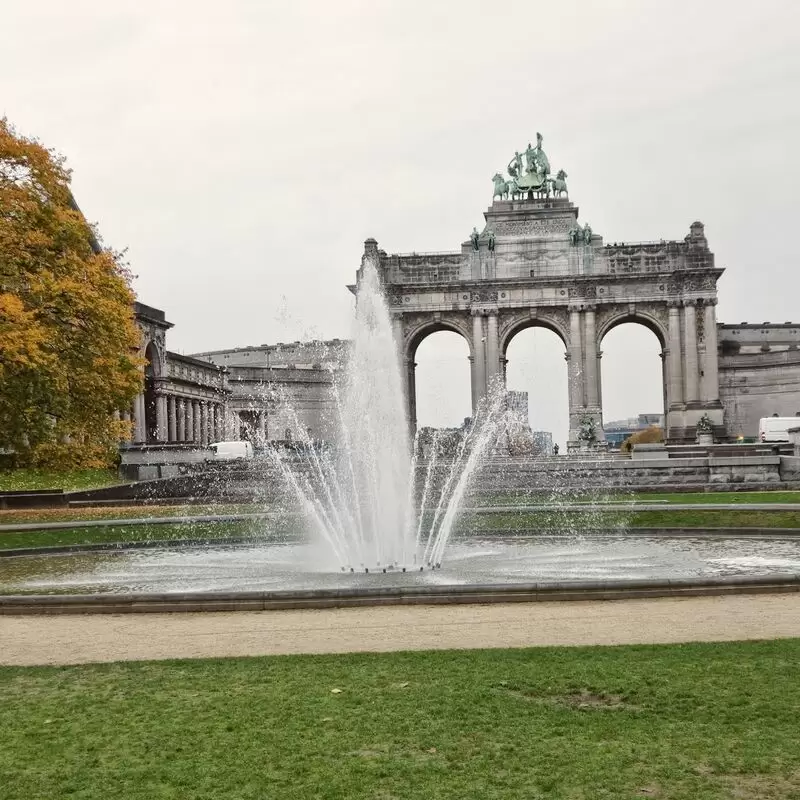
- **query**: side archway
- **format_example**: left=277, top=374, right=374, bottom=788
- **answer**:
left=143, top=341, right=163, bottom=443
left=405, top=322, right=473, bottom=431
left=599, top=318, right=666, bottom=448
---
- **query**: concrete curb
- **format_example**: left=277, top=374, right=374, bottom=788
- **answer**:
left=1, top=574, right=799, bottom=616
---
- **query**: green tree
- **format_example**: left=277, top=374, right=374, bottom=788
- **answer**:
left=621, top=425, right=664, bottom=453
left=0, top=118, right=142, bottom=467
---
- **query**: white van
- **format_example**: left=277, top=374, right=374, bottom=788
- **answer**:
left=206, top=441, right=254, bottom=461
left=758, top=417, right=800, bottom=443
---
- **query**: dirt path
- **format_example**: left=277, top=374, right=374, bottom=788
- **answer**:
left=2, top=593, right=799, bottom=666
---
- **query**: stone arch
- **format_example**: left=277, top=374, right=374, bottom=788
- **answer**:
left=403, top=318, right=473, bottom=431
left=598, top=311, right=668, bottom=437
left=143, top=341, right=162, bottom=443
left=597, top=310, right=668, bottom=350
left=405, top=319, right=473, bottom=362
left=142, top=338, right=165, bottom=378
left=499, top=315, right=569, bottom=357
left=502, top=317, right=571, bottom=450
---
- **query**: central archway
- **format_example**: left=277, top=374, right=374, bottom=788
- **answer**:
left=599, top=318, right=666, bottom=449
left=502, top=321, right=569, bottom=454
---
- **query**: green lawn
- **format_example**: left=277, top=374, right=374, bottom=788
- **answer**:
left=2, top=509, right=798, bottom=552
left=0, top=520, right=291, bottom=551
left=1, top=640, right=799, bottom=799
left=0, top=503, right=264, bottom=526
left=0, top=469, right=122, bottom=493
left=474, top=490, right=800, bottom=506
left=465, top=508, right=800, bottom=534
left=631, top=490, right=800, bottom=504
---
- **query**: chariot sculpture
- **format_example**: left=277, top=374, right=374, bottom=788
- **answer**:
left=492, top=133, right=568, bottom=201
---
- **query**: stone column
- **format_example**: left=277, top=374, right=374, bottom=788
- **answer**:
left=391, top=315, right=412, bottom=428
left=471, top=311, right=486, bottom=410
left=485, top=311, right=500, bottom=391
left=199, top=402, right=208, bottom=446
left=156, top=394, right=168, bottom=442
left=407, top=358, right=417, bottom=432
left=702, top=300, right=720, bottom=405
left=257, top=410, right=267, bottom=445
left=215, top=404, right=223, bottom=440
left=177, top=399, right=185, bottom=442
left=167, top=396, right=177, bottom=443
left=208, top=404, right=216, bottom=444
left=192, top=400, right=201, bottom=445
left=187, top=400, right=195, bottom=444
left=583, top=307, right=599, bottom=408
left=133, top=393, right=146, bottom=443
left=567, top=308, right=584, bottom=445
left=667, top=304, right=684, bottom=408
left=683, top=302, right=699, bottom=404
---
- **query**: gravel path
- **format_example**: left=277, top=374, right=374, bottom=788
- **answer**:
left=2, top=593, right=799, bottom=666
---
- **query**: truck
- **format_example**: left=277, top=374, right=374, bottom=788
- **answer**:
left=758, top=417, right=800, bottom=443
left=206, top=441, right=254, bottom=461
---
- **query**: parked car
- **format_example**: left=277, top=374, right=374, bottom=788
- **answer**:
left=206, top=441, right=254, bottom=461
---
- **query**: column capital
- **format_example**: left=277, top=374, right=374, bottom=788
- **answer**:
left=667, top=300, right=683, bottom=309
left=684, top=298, right=699, bottom=307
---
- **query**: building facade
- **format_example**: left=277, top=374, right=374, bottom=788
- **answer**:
left=126, top=139, right=800, bottom=449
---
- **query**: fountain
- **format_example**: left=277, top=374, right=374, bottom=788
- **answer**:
left=266, top=259, right=507, bottom=573
left=1, top=265, right=799, bottom=603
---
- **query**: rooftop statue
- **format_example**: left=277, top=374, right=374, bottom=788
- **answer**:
left=470, top=227, right=480, bottom=250
left=492, top=173, right=510, bottom=201
left=497, top=132, right=561, bottom=199
left=534, top=132, right=550, bottom=179
left=550, top=169, right=568, bottom=198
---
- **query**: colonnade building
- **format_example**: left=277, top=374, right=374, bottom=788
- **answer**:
left=130, top=301, right=344, bottom=448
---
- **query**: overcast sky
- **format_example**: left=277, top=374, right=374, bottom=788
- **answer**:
left=3, top=0, right=799, bottom=446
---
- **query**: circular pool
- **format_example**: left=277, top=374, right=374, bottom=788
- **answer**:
left=2, top=531, right=800, bottom=596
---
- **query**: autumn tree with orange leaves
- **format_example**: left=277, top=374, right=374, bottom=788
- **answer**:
left=0, top=118, right=142, bottom=468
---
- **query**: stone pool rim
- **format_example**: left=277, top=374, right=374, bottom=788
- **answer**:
left=1, top=573, right=799, bottom=615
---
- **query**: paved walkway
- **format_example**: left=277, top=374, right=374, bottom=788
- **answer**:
left=2, top=593, right=799, bottom=666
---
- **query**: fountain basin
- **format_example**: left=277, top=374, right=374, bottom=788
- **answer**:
left=1, top=529, right=799, bottom=613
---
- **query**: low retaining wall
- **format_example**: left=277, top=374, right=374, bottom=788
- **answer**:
left=1, top=574, right=798, bottom=615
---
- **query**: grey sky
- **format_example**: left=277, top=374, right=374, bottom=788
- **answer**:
left=3, top=0, right=799, bottom=446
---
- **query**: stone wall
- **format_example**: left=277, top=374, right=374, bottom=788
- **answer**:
left=718, top=323, right=800, bottom=438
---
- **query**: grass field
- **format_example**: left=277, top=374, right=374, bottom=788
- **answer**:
left=1, top=509, right=799, bottom=551
left=467, top=508, right=800, bottom=533
left=474, top=490, right=800, bottom=506
left=0, top=469, right=121, bottom=493
left=1, top=640, right=798, bottom=799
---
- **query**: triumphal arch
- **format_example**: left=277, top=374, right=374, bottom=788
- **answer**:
left=354, top=134, right=724, bottom=447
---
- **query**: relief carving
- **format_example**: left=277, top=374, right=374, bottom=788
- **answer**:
left=494, top=218, right=573, bottom=237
